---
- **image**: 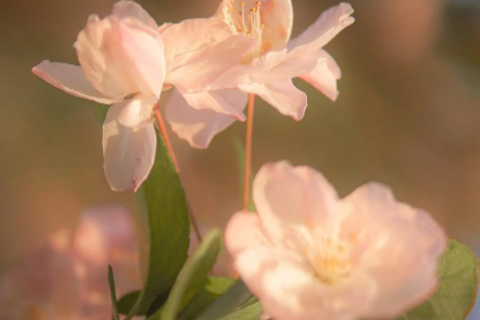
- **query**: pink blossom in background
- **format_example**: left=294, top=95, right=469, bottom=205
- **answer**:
left=166, top=1, right=354, bottom=148
left=225, top=161, right=447, bottom=320
left=0, top=205, right=141, bottom=320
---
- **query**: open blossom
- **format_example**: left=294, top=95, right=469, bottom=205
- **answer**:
left=33, top=1, right=255, bottom=191
left=225, top=161, right=447, bottom=320
left=0, top=205, right=141, bottom=320
left=166, top=1, right=354, bottom=148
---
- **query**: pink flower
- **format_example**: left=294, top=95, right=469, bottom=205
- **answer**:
left=165, top=1, right=354, bottom=148
left=0, top=205, right=141, bottom=320
left=225, top=161, right=447, bottom=320
left=33, top=1, right=255, bottom=191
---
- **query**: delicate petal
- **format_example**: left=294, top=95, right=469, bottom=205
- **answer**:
left=75, top=15, right=166, bottom=99
left=182, top=89, right=248, bottom=121
left=32, top=61, right=120, bottom=104
left=224, top=210, right=271, bottom=256
left=166, top=34, right=255, bottom=93
left=165, top=89, right=238, bottom=148
left=234, top=248, right=374, bottom=320
left=339, top=183, right=447, bottom=318
left=301, top=57, right=339, bottom=101
left=288, top=3, right=354, bottom=50
left=115, top=94, right=157, bottom=129
left=215, top=0, right=293, bottom=51
left=160, top=18, right=232, bottom=63
left=208, top=50, right=318, bottom=90
left=112, top=0, right=158, bottom=29
left=103, top=102, right=156, bottom=191
left=252, top=161, right=339, bottom=241
left=239, top=80, right=307, bottom=120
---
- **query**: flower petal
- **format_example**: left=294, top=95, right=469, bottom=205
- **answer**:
left=239, top=80, right=307, bottom=120
left=103, top=102, right=156, bottom=191
left=252, top=161, right=339, bottom=242
left=160, top=18, right=232, bottom=63
left=32, top=61, right=120, bottom=104
left=233, top=246, right=374, bottom=320
left=288, top=3, right=354, bottom=51
left=75, top=15, right=165, bottom=99
left=182, top=89, right=248, bottom=121
left=111, top=0, right=158, bottom=29
left=300, top=51, right=341, bottom=101
left=208, top=50, right=318, bottom=90
left=166, top=34, right=255, bottom=93
left=165, top=89, right=238, bottom=148
left=339, top=183, right=447, bottom=319
left=115, top=95, right=157, bottom=129
left=224, top=210, right=271, bottom=257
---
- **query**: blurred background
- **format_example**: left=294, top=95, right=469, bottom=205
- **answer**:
left=1, top=0, right=480, bottom=317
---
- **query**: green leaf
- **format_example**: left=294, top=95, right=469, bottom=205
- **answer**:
left=181, top=277, right=235, bottom=320
left=118, top=291, right=140, bottom=315
left=394, top=239, right=478, bottom=320
left=150, top=229, right=222, bottom=320
left=94, top=105, right=191, bottom=319
left=108, top=265, right=120, bottom=320
left=233, top=137, right=255, bottom=211
left=220, top=302, right=262, bottom=320
left=118, top=290, right=171, bottom=316
left=195, top=279, right=254, bottom=320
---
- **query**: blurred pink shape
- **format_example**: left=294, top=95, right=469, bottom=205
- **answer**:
left=0, top=205, right=142, bottom=320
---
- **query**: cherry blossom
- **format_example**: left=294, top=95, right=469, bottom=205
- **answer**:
left=0, top=205, right=141, bottom=320
left=33, top=1, right=254, bottom=190
left=166, top=1, right=354, bottom=148
left=225, top=161, right=447, bottom=320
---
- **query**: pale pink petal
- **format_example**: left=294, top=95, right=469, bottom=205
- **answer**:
left=209, top=50, right=318, bottom=89
left=215, top=0, right=293, bottom=52
left=224, top=210, right=271, bottom=256
left=166, top=34, right=255, bottom=93
left=112, top=0, right=158, bottom=29
left=160, top=18, right=232, bottom=63
left=300, top=58, right=339, bottom=101
left=182, top=89, right=248, bottom=121
left=115, top=94, right=157, bottom=129
left=239, top=80, right=307, bottom=120
left=32, top=61, right=120, bottom=104
left=103, top=102, right=157, bottom=191
left=165, top=89, right=238, bottom=148
left=234, top=248, right=374, bottom=320
left=339, top=183, right=447, bottom=318
left=251, top=161, right=339, bottom=243
left=75, top=15, right=165, bottom=99
left=288, top=3, right=354, bottom=51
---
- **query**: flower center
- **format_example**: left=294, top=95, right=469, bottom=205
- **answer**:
left=305, top=235, right=354, bottom=284
left=220, top=0, right=264, bottom=63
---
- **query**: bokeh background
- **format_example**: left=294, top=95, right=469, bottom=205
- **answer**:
left=1, top=0, right=480, bottom=317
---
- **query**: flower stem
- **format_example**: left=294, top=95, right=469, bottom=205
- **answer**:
left=153, top=104, right=202, bottom=243
left=154, top=104, right=179, bottom=172
left=243, top=94, right=256, bottom=211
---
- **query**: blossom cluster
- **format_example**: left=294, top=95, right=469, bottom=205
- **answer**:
left=30, top=1, right=450, bottom=320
